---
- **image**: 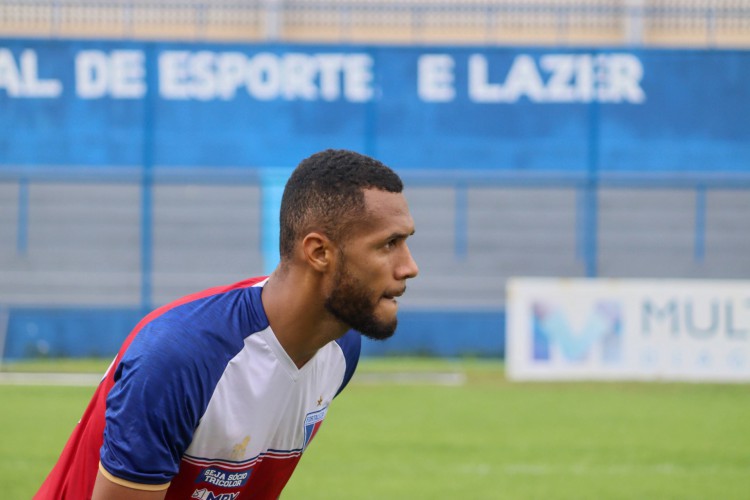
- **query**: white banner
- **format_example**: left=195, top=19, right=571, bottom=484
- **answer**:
left=506, top=278, right=750, bottom=382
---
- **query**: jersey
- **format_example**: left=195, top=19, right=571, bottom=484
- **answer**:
left=35, top=277, right=361, bottom=499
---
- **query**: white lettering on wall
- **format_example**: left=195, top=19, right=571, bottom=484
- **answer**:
left=418, top=54, right=455, bottom=102
left=417, top=53, right=645, bottom=104
left=158, top=51, right=374, bottom=102
left=0, top=47, right=645, bottom=104
left=0, top=49, right=62, bottom=98
left=75, top=50, right=146, bottom=99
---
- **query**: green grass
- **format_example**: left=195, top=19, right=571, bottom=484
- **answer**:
left=0, top=357, right=113, bottom=373
left=0, top=384, right=98, bottom=499
left=3, top=358, right=749, bottom=499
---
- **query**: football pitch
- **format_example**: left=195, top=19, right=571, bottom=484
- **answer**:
left=2, top=357, right=749, bottom=499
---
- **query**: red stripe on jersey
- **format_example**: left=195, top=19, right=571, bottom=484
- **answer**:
left=167, top=454, right=301, bottom=499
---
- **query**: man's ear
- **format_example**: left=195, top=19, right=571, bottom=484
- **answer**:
left=301, top=232, right=335, bottom=272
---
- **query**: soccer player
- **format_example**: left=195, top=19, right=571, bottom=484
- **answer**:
left=35, top=149, right=419, bottom=499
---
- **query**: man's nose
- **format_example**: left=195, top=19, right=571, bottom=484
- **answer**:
left=398, top=244, right=419, bottom=280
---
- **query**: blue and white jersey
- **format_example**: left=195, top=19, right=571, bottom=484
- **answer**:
left=36, top=277, right=361, bottom=500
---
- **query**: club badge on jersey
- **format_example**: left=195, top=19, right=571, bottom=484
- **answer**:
left=303, top=406, right=328, bottom=450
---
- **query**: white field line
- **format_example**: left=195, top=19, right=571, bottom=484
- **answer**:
left=0, top=371, right=467, bottom=387
left=459, top=463, right=736, bottom=476
left=353, top=371, right=466, bottom=386
left=0, top=372, right=102, bottom=386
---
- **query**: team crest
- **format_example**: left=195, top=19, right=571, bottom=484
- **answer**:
left=303, top=406, right=328, bottom=450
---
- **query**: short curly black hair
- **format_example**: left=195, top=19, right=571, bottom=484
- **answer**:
left=279, top=149, right=403, bottom=260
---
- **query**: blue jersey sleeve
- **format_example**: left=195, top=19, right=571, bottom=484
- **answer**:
left=100, top=287, right=266, bottom=485
left=100, top=319, right=218, bottom=484
left=334, top=330, right=361, bottom=397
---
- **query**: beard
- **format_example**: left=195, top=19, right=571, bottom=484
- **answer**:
left=324, top=256, right=397, bottom=341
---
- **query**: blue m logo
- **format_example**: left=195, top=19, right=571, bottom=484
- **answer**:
left=532, top=301, right=622, bottom=363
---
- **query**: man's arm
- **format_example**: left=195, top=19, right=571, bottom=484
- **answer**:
left=91, top=469, right=168, bottom=500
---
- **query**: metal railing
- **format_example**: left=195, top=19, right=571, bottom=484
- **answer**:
left=3, top=165, right=750, bottom=308
left=1, top=0, right=749, bottom=47
left=2, top=166, right=750, bottom=359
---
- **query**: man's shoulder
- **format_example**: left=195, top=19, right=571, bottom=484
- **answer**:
left=332, top=330, right=361, bottom=396
left=335, top=330, right=361, bottom=355
left=124, top=276, right=270, bottom=359
left=168, top=276, right=269, bottom=310
left=152, top=276, right=268, bottom=326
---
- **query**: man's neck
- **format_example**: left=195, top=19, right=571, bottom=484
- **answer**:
left=261, top=268, right=348, bottom=369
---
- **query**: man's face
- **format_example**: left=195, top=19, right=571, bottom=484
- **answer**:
left=324, top=189, right=419, bottom=341
left=325, top=254, right=396, bottom=340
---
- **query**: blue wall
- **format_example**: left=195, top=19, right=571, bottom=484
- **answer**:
left=4, top=308, right=142, bottom=360
left=2, top=308, right=505, bottom=360
left=2, top=39, right=748, bottom=172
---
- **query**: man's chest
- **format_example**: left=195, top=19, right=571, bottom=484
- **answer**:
left=191, top=337, right=343, bottom=456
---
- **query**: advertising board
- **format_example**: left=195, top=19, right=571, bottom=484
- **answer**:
left=506, top=278, right=750, bottom=382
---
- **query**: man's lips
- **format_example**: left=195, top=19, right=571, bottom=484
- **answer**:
left=382, top=288, right=406, bottom=300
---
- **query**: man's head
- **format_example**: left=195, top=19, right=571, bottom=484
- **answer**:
left=279, top=149, right=418, bottom=340
left=279, top=149, right=403, bottom=260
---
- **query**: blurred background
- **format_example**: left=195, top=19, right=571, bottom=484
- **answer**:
left=0, top=0, right=749, bottom=367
